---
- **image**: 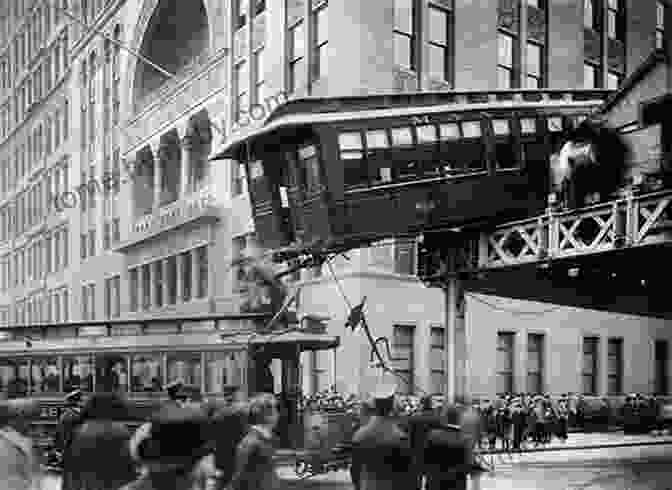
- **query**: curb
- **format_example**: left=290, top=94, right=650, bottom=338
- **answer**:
left=478, top=438, right=672, bottom=455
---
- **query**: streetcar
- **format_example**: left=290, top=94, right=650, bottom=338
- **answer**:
left=0, top=314, right=339, bottom=452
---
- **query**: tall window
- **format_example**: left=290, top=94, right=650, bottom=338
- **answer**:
left=584, top=62, right=599, bottom=88
left=427, top=5, right=452, bottom=83
left=232, top=162, right=246, bottom=196
left=607, top=337, right=623, bottom=395
left=233, top=236, right=247, bottom=290
left=526, top=42, right=543, bottom=88
left=584, top=0, right=596, bottom=29
left=196, top=245, right=208, bottom=298
left=497, top=32, right=515, bottom=89
left=393, top=238, right=416, bottom=275
left=181, top=251, right=192, bottom=302
left=430, top=327, right=445, bottom=394
left=104, top=275, right=120, bottom=318
left=497, top=332, right=514, bottom=394
left=607, top=0, right=622, bottom=40
left=253, top=48, right=265, bottom=104
left=234, top=61, right=248, bottom=121
left=312, top=2, right=328, bottom=81
left=392, top=325, right=415, bottom=395
left=288, top=20, right=305, bottom=92
left=166, top=256, right=177, bottom=305
left=234, top=0, right=247, bottom=29
left=527, top=333, right=544, bottom=394
left=394, top=0, right=415, bottom=69
left=655, top=340, right=669, bottom=395
left=141, top=263, right=151, bottom=310
left=657, top=1, right=666, bottom=49
left=582, top=336, right=598, bottom=395
left=81, top=283, right=95, bottom=321
left=129, top=268, right=138, bottom=312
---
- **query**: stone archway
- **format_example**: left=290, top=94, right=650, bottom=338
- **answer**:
left=128, top=0, right=213, bottom=112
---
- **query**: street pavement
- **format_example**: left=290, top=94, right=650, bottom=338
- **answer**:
left=40, top=432, right=672, bottom=490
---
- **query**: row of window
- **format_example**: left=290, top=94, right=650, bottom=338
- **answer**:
left=0, top=98, right=69, bottom=202
left=13, top=287, right=69, bottom=327
left=0, top=225, right=69, bottom=291
left=581, top=336, right=625, bottom=395
left=0, top=350, right=246, bottom=396
left=391, top=325, right=448, bottom=395
left=128, top=246, right=209, bottom=313
left=0, top=158, right=70, bottom=244
left=0, top=0, right=68, bottom=94
left=80, top=26, right=122, bottom=159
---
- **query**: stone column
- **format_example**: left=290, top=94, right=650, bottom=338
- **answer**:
left=178, top=127, right=193, bottom=197
left=150, top=141, right=162, bottom=209
left=162, top=259, right=170, bottom=306
left=176, top=253, right=183, bottom=303
left=191, top=248, right=200, bottom=299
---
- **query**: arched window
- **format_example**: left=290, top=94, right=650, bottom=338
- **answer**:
left=584, top=0, right=595, bottom=29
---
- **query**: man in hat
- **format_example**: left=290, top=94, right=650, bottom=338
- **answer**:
left=165, top=380, right=186, bottom=408
left=123, top=404, right=216, bottom=490
left=56, top=389, right=84, bottom=453
left=351, top=382, right=414, bottom=490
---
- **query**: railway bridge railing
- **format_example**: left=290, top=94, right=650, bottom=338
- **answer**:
left=463, top=188, right=672, bottom=271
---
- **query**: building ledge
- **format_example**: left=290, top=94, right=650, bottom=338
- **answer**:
left=114, top=193, right=220, bottom=252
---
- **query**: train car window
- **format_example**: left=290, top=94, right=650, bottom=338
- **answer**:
left=338, top=132, right=366, bottom=190
left=365, top=129, right=389, bottom=148
left=390, top=126, right=414, bottom=146
left=205, top=351, right=245, bottom=394
left=30, top=357, right=60, bottom=394
left=131, top=353, right=163, bottom=393
left=520, top=118, right=537, bottom=134
left=439, top=123, right=460, bottom=140
left=458, top=121, right=487, bottom=172
left=461, top=121, right=482, bottom=138
left=0, top=359, right=29, bottom=397
left=493, top=118, right=519, bottom=170
left=167, top=352, right=202, bottom=389
left=493, top=119, right=511, bottom=136
left=63, top=355, right=94, bottom=393
left=298, top=144, right=322, bottom=194
left=417, top=124, right=438, bottom=143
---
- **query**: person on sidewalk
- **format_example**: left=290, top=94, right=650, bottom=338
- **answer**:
left=225, top=393, right=281, bottom=490
left=351, top=383, right=413, bottom=490
left=0, top=399, right=45, bottom=490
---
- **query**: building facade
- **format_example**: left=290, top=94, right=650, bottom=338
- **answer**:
left=0, top=0, right=669, bottom=400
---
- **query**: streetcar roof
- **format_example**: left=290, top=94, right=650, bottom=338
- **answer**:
left=212, top=89, right=613, bottom=160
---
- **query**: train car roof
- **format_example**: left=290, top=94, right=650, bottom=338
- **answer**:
left=212, top=89, right=613, bottom=160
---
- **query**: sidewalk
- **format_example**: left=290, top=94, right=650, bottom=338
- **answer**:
left=273, top=430, right=672, bottom=465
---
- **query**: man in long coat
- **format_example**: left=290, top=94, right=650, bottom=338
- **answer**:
left=351, top=384, right=414, bottom=490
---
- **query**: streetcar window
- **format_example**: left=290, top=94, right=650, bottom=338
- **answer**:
left=339, top=132, right=366, bottom=189
left=167, top=352, right=202, bottom=389
left=547, top=116, right=563, bottom=132
left=131, top=353, right=163, bottom=393
left=297, top=144, right=321, bottom=195
left=338, top=132, right=363, bottom=151
left=520, top=118, right=537, bottom=134
left=96, top=354, right=128, bottom=393
left=0, top=359, right=29, bottom=398
left=458, top=121, right=486, bottom=172
left=493, top=119, right=511, bottom=136
left=30, top=357, right=60, bottom=394
left=205, top=351, right=245, bottom=394
left=63, top=355, right=94, bottom=393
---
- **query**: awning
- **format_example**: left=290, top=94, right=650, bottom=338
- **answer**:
left=249, top=331, right=340, bottom=351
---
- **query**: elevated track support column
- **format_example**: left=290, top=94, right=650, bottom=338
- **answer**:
left=442, top=246, right=466, bottom=409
